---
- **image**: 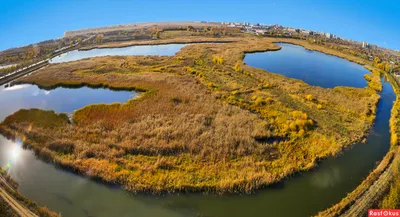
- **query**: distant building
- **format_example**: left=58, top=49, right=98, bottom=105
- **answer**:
left=362, top=41, right=369, bottom=48
left=325, top=33, right=332, bottom=38
left=255, top=29, right=266, bottom=35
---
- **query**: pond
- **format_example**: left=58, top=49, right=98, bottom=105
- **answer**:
left=50, top=44, right=192, bottom=63
left=244, top=43, right=369, bottom=88
left=0, top=43, right=395, bottom=217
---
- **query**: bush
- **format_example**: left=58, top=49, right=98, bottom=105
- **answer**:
left=234, top=63, right=243, bottom=72
left=255, top=97, right=265, bottom=106
left=47, top=140, right=75, bottom=154
left=265, top=97, right=274, bottom=104
left=212, top=56, right=224, bottom=65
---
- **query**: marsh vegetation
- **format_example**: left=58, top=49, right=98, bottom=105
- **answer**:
left=0, top=33, right=382, bottom=194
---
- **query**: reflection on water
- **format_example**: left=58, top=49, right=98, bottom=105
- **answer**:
left=50, top=44, right=190, bottom=63
left=0, top=84, right=137, bottom=121
left=0, top=84, right=187, bottom=217
left=244, top=43, right=369, bottom=88
left=0, top=45, right=396, bottom=217
left=0, top=135, right=185, bottom=217
left=4, top=139, right=22, bottom=172
left=310, top=167, right=341, bottom=188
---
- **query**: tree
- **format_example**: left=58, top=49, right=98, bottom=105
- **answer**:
left=385, top=62, right=391, bottom=72
left=95, top=34, right=104, bottom=44
left=374, top=57, right=380, bottom=66
left=155, top=31, right=160, bottom=39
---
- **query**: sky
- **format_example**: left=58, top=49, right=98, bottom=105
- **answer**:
left=1, top=0, right=399, bottom=51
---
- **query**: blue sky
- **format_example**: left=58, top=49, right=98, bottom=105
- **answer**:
left=1, top=0, right=399, bottom=51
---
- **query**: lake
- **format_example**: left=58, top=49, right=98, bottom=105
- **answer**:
left=244, top=43, right=369, bottom=88
left=0, top=43, right=395, bottom=217
left=50, top=44, right=192, bottom=63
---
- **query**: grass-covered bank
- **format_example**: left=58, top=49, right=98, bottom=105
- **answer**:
left=379, top=72, right=400, bottom=209
left=315, top=71, right=399, bottom=216
left=0, top=36, right=380, bottom=194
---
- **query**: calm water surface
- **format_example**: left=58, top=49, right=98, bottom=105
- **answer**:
left=50, top=44, right=190, bottom=63
left=245, top=43, right=369, bottom=88
left=0, top=43, right=395, bottom=217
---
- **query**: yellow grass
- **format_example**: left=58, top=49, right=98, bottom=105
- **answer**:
left=0, top=34, right=380, bottom=194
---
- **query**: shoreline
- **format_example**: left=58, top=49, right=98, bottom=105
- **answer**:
left=0, top=37, right=382, bottom=196
left=78, top=37, right=239, bottom=51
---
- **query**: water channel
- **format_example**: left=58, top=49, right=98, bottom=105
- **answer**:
left=0, top=43, right=395, bottom=217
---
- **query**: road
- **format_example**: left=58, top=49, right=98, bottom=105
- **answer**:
left=341, top=164, right=393, bottom=217
left=0, top=174, right=38, bottom=217
left=0, top=34, right=96, bottom=86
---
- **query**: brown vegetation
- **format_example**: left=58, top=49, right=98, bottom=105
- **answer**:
left=379, top=72, right=400, bottom=209
left=0, top=35, right=380, bottom=194
left=317, top=68, right=400, bottom=216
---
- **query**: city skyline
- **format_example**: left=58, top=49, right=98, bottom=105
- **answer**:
left=1, top=0, right=399, bottom=51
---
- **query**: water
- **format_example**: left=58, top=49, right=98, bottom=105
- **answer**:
left=50, top=44, right=190, bottom=63
left=0, top=43, right=395, bottom=217
left=139, top=78, right=394, bottom=217
left=0, top=84, right=137, bottom=120
left=244, top=43, right=369, bottom=88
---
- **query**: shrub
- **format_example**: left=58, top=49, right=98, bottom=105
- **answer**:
left=255, top=97, right=265, bottom=106
left=289, top=122, right=297, bottom=131
left=234, top=63, right=243, bottom=72
left=305, top=94, right=313, bottom=101
left=265, top=97, right=274, bottom=104
left=212, top=56, right=224, bottom=65
left=194, top=58, right=204, bottom=65
left=46, top=140, right=75, bottom=154
left=183, top=66, right=196, bottom=74
left=231, top=90, right=239, bottom=95
left=155, top=156, right=173, bottom=170
left=208, top=82, right=217, bottom=88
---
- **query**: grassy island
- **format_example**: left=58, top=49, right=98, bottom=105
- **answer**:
left=0, top=32, right=381, bottom=194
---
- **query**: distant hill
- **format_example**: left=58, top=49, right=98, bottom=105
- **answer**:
left=63, top=21, right=222, bottom=37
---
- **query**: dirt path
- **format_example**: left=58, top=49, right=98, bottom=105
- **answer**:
left=0, top=174, right=38, bottom=217
left=341, top=167, right=393, bottom=217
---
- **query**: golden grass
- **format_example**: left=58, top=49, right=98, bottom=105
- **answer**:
left=379, top=72, right=400, bottom=209
left=0, top=36, right=380, bottom=194
left=381, top=153, right=400, bottom=209
left=317, top=68, right=400, bottom=216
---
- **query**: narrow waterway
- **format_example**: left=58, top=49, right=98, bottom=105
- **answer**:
left=0, top=43, right=395, bottom=217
